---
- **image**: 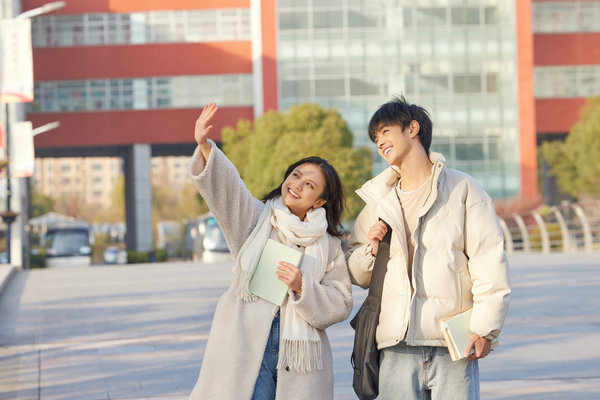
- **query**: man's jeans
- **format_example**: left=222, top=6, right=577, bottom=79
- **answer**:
left=251, top=312, right=280, bottom=400
left=379, top=342, right=480, bottom=400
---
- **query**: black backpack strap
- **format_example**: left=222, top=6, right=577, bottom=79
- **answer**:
left=368, top=220, right=392, bottom=300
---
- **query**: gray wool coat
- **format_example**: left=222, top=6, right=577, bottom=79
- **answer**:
left=187, top=141, right=353, bottom=400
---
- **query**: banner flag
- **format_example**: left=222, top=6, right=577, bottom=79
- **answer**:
left=0, top=19, right=33, bottom=103
left=10, top=121, right=34, bottom=177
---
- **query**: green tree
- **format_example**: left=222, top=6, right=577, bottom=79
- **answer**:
left=151, top=182, right=208, bottom=222
left=543, top=97, right=600, bottom=197
left=30, top=185, right=55, bottom=217
left=91, top=175, right=125, bottom=223
left=221, top=103, right=372, bottom=220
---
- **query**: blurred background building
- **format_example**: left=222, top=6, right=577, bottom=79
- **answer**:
left=2, top=0, right=599, bottom=251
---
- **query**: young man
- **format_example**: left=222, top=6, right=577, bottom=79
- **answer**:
left=346, top=95, right=511, bottom=399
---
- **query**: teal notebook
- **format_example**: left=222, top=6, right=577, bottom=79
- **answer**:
left=249, top=239, right=303, bottom=306
left=439, top=308, right=499, bottom=361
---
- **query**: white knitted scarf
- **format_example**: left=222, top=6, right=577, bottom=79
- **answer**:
left=234, top=197, right=329, bottom=372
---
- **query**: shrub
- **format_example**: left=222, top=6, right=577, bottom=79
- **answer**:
left=156, top=249, right=168, bottom=262
left=127, top=250, right=149, bottom=264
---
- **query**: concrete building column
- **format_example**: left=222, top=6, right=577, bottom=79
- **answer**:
left=124, top=144, right=153, bottom=252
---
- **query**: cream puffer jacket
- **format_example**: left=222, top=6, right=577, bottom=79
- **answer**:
left=347, top=152, right=511, bottom=349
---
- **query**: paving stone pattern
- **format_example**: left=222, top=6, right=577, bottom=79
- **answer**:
left=0, top=253, right=598, bottom=399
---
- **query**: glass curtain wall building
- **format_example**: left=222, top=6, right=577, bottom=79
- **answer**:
left=533, top=1, right=600, bottom=100
left=277, top=0, right=521, bottom=198
left=29, top=9, right=254, bottom=113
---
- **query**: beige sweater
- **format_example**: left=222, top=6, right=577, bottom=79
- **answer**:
left=187, top=141, right=353, bottom=400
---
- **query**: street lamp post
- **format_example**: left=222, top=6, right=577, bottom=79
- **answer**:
left=0, top=103, right=18, bottom=262
left=14, top=2, right=65, bottom=20
left=1, top=1, right=65, bottom=265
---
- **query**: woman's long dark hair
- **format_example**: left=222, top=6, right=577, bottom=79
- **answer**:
left=262, top=156, right=345, bottom=237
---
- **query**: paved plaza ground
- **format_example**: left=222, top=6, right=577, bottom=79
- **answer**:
left=0, top=252, right=598, bottom=399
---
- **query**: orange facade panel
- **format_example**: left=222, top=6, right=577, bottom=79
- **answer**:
left=30, top=107, right=254, bottom=148
left=516, top=0, right=538, bottom=198
left=534, top=33, right=600, bottom=66
left=535, top=98, right=587, bottom=134
left=261, top=0, right=279, bottom=112
left=21, top=0, right=249, bottom=14
left=33, top=42, right=252, bottom=81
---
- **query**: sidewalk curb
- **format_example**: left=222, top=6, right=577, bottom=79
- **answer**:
left=0, top=264, right=17, bottom=296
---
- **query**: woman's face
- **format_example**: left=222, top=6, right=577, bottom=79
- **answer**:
left=280, top=163, right=327, bottom=220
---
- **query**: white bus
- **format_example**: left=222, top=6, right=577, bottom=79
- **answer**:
left=44, top=225, right=93, bottom=267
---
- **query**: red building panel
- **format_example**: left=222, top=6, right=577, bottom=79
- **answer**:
left=535, top=98, right=587, bottom=134
left=517, top=0, right=538, bottom=198
left=21, top=0, right=249, bottom=14
left=30, top=107, right=254, bottom=148
left=534, top=33, right=600, bottom=66
left=261, top=0, right=279, bottom=112
left=532, top=0, right=597, bottom=2
left=33, top=42, right=252, bottom=81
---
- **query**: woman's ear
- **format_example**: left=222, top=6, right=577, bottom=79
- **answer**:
left=313, top=199, right=327, bottom=209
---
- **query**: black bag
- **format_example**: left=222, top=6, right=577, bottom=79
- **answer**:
left=350, top=223, right=392, bottom=400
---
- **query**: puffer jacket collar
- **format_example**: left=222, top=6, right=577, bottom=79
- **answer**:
left=355, top=151, right=447, bottom=248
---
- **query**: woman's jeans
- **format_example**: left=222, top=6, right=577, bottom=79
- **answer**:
left=251, top=312, right=280, bottom=400
left=379, top=342, right=480, bottom=400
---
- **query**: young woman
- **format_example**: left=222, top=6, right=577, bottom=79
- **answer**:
left=188, top=103, right=353, bottom=400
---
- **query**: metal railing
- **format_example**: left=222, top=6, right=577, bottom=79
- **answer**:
left=498, top=200, right=600, bottom=253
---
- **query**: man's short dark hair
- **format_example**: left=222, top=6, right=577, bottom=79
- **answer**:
left=368, top=94, right=433, bottom=155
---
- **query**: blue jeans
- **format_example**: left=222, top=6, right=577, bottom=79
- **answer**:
left=251, top=312, right=280, bottom=400
left=379, top=342, right=480, bottom=400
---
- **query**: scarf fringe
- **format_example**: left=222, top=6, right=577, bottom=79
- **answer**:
left=235, top=270, right=258, bottom=302
left=277, top=339, right=323, bottom=373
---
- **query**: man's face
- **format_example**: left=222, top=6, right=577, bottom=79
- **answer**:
left=374, top=123, right=413, bottom=166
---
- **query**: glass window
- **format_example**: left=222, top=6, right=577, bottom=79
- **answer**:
left=32, top=9, right=251, bottom=47
left=314, top=11, right=343, bottom=29
left=416, top=7, right=446, bottom=26
left=455, top=140, right=484, bottom=161
left=348, top=10, right=378, bottom=27
left=451, top=7, right=480, bottom=26
left=405, top=75, right=415, bottom=94
left=279, top=11, right=309, bottom=30
left=403, top=8, right=413, bottom=27
left=30, top=74, right=253, bottom=113
left=279, top=0, right=309, bottom=6
left=431, top=140, right=451, bottom=158
left=486, top=74, right=498, bottom=93
left=418, top=75, right=448, bottom=94
left=484, top=7, right=498, bottom=25
left=350, top=78, right=379, bottom=95
left=488, top=139, right=500, bottom=161
left=315, top=79, right=345, bottom=97
left=87, top=14, right=106, bottom=45
left=454, top=75, right=482, bottom=93
left=579, top=67, right=598, bottom=96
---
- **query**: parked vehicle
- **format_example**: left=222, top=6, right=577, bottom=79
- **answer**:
left=103, top=246, right=128, bottom=264
left=44, top=226, right=93, bottom=267
left=184, top=214, right=230, bottom=262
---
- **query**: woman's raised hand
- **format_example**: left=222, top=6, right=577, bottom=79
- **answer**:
left=195, top=103, right=218, bottom=145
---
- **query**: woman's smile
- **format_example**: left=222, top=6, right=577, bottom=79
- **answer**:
left=281, top=163, right=327, bottom=220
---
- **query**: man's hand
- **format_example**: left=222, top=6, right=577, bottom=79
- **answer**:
left=465, top=334, right=492, bottom=361
left=368, top=220, right=388, bottom=256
